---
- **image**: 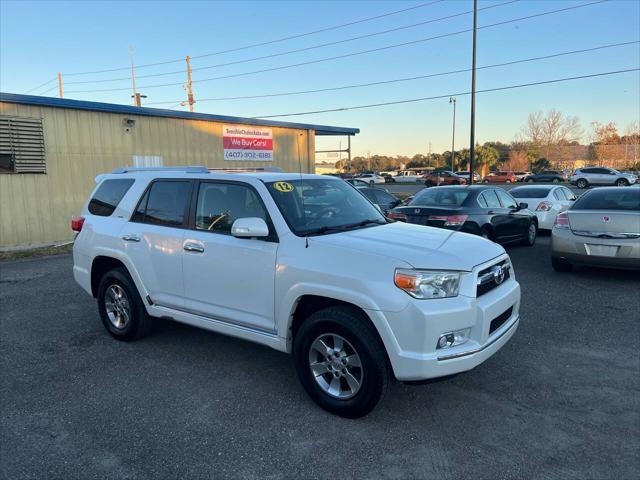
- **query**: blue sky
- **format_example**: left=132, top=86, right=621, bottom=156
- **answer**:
left=1, top=0, right=639, bottom=157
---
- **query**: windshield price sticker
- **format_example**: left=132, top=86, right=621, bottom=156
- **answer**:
left=273, top=181, right=294, bottom=193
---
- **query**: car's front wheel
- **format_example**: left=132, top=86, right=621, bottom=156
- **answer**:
left=521, top=222, right=537, bottom=246
left=97, top=267, right=152, bottom=341
left=369, top=180, right=375, bottom=185
left=551, top=256, right=572, bottom=272
left=552, top=178, right=560, bottom=183
left=615, top=178, right=629, bottom=186
left=526, top=178, right=534, bottom=183
left=576, top=178, right=588, bottom=189
left=293, top=306, right=389, bottom=418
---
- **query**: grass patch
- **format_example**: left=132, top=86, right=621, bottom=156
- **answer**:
left=0, top=243, right=73, bottom=262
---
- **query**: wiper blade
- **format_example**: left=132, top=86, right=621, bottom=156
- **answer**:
left=305, top=219, right=386, bottom=236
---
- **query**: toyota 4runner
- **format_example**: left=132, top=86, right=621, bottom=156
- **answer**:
left=73, top=167, right=521, bottom=418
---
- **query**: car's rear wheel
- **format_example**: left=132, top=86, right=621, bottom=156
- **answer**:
left=506, top=180, right=511, bottom=184
left=526, top=178, right=533, bottom=183
left=425, top=180, right=434, bottom=187
left=97, top=267, right=152, bottom=341
left=293, top=306, right=389, bottom=418
left=615, top=178, right=629, bottom=186
left=551, top=256, right=573, bottom=272
left=521, top=222, right=537, bottom=246
left=483, top=179, right=489, bottom=183
left=576, top=178, right=588, bottom=189
left=480, top=227, right=492, bottom=241
left=369, top=180, right=375, bottom=185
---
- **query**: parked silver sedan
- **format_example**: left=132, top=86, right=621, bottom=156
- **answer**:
left=551, top=187, right=640, bottom=271
left=570, top=167, right=638, bottom=188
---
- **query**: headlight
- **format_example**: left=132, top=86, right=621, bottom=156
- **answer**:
left=394, top=269, right=461, bottom=299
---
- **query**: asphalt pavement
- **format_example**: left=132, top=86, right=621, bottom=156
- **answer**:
left=1, top=239, right=639, bottom=479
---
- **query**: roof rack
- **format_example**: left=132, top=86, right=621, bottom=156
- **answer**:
left=112, top=166, right=209, bottom=174
left=207, top=166, right=284, bottom=173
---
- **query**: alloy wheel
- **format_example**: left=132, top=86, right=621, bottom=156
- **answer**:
left=104, top=284, right=131, bottom=329
left=308, top=333, right=363, bottom=399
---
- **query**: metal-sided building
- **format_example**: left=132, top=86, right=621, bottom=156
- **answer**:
left=0, top=93, right=358, bottom=249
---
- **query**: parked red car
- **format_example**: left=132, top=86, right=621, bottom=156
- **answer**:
left=482, top=171, right=517, bottom=183
left=422, top=170, right=467, bottom=187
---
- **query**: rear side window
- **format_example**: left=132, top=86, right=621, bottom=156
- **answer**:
left=480, top=190, right=501, bottom=208
left=88, top=179, right=135, bottom=216
left=573, top=190, right=640, bottom=211
left=133, top=180, right=192, bottom=227
left=496, top=190, right=518, bottom=208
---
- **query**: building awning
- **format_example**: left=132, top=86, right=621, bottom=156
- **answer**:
left=0, top=92, right=359, bottom=136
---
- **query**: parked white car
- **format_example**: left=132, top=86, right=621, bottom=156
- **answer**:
left=392, top=170, right=423, bottom=183
left=510, top=185, right=576, bottom=230
left=570, top=167, right=638, bottom=188
left=357, top=173, right=386, bottom=185
left=73, top=167, right=520, bottom=418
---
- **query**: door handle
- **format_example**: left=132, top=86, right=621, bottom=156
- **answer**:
left=122, top=234, right=141, bottom=242
left=487, top=210, right=496, bottom=214
left=183, top=242, right=204, bottom=253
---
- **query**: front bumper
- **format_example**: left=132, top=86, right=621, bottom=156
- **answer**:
left=367, top=259, right=521, bottom=381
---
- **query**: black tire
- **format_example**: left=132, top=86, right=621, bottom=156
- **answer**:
left=293, top=306, right=389, bottom=418
left=506, top=180, right=512, bottom=184
left=483, top=179, right=489, bottom=184
left=425, top=180, right=434, bottom=187
left=369, top=180, right=375, bottom=185
left=615, top=178, right=629, bottom=187
left=525, top=178, right=533, bottom=183
left=480, top=226, right=492, bottom=241
left=521, top=221, right=537, bottom=246
left=551, top=256, right=572, bottom=272
left=552, top=178, right=560, bottom=183
left=576, top=178, right=588, bottom=189
left=97, top=267, right=152, bottom=341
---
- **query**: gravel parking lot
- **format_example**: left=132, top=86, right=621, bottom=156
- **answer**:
left=1, top=237, right=639, bottom=479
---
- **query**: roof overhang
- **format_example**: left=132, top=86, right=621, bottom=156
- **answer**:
left=0, top=92, right=359, bottom=136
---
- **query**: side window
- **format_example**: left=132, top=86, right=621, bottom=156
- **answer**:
left=477, top=193, right=488, bottom=208
left=481, top=190, right=501, bottom=208
left=373, top=190, right=396, bottom=206
left=195, top=182, right=267, bottom=234
left=135, top=181, right=191, bottom=227
left=88, top=179, right=135, bottom=216
left=581, top=168, right=595, bottom=174
left=563, top=188, right=576, bottom=201
left=361, top=189, right=377, bottom=203
left=553, top=189, right=563, bottom=201
left=496, top=190, right=518, bottom=208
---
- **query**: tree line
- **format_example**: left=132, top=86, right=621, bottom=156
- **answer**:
left=336, top=111, right=640, bottom=174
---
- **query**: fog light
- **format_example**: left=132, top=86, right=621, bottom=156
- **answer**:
left=436, top=328, right=471, bottom=349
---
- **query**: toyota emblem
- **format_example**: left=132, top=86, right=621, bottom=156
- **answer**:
left=491, top=265, right=505, bottom=285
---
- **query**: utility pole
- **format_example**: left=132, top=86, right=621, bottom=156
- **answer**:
left=185, top=55, right=195, bottom=112
left=428, top=142, right=432, bottom=169
left=57, top=72, right=63, bottom=98
left=468, top=0, right=478, bottom=184
left=367, top=151, right=371, bottom=171
left=130, top=46, right=139, bottom=106
left=449, top=96, right=456, bottom=172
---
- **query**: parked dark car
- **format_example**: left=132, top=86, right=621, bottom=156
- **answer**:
left=524, top=170, right=567, bottom=183
left=357, top=187, right=402, bottom=215
left=388, top=185, right=538, bottom=246
left=422, top=170, right=467, bottom=187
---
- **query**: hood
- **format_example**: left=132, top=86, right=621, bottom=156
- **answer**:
left=313, top=222, right=505, bottom=271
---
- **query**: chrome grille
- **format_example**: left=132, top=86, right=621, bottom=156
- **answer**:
left=476, top=260, right=511, bottom=297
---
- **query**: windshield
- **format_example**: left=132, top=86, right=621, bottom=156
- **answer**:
left=511, top=187, right=552, bottom=198
left=573, top=189, right=640, bottom=211
left=409, top=188, right=470, bottom=206
left=265, top=178, right=386, bottom=236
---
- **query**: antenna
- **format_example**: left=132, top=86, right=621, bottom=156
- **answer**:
left=295, top=132, right=309, bottom=248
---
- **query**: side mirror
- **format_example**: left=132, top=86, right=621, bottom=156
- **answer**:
left=518, top=202, right=528, bottom=210
left=231, top=217, right=269, bottom=238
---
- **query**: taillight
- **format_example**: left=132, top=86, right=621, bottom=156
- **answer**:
left=71, top=216, right=85, bottom=232
left=428, top=214, right=468, bottom=226
left=554, top=212, right=570, bottom=229
left=388, top=212, right=407, bottom=222
left=536, top=201, right=552, bottom=211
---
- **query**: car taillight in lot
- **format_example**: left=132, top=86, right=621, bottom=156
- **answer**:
left=388, top=212, right=407, bottom=221
left=554, top=212, right=570, bottom=229
left=536, top=201, right=553, bottom=211
left=71, top=216, right=85, bottom=232
left=428, top=214, right=468, bottom=226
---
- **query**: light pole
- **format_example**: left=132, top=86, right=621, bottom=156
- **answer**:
left=468, top=0, right=478, bottom=185
left=449, top=96, right=456, bottom=173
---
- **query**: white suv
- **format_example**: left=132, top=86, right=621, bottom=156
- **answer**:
left=73, top=167, right=521, bottom=418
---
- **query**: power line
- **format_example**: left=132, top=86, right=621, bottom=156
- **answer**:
left=39, top=85, right=59, bottom=95
left=143, top=41, right=638, bottom=105
left=253, top=68, right=640, bottom=118
left=66, top=0, right=609, bottom=94
left=24, top=77, right=57, bottom=94
left=64, top=0, right=517, bottom=85
left=62, top=1, right=443, bottom=76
